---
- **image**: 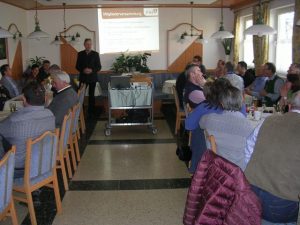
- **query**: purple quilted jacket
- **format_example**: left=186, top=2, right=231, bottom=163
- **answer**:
left=183, top=150, right=261, bottom=225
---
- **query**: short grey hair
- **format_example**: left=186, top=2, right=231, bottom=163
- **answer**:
left=186, top=64, right=199, bottom=79
left=290, top=91, right=300, bottom=109
left=219, top=85, right=243, bottom=111
left=51, top=70, right=70, bottom=84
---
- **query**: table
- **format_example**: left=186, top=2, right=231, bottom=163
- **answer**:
left=247, top=108, right=275, bottom=128
left=3, top=96, right=24, bottom=111
left=162, top=80, right=176, bottom=94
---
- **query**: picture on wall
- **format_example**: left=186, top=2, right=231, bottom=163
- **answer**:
left=0, top=38, right=7, bottom=60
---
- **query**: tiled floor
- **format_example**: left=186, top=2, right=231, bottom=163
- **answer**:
left=3, top=104, right=191, bottom=225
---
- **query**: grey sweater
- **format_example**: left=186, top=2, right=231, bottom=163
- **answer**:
left=48, top=86, right=78, bottom=128
left=200, top=111, right=254, bottom=171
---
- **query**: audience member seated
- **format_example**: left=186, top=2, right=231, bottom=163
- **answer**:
left=244, top=91, right=300, bottom=223
left=185, top=80, right=225, bottom=173
left=200, top=85, right=253, bottom=171
left=175, top=63, right=192, bottom=109
left=0, top=64, right=21, bottom=98
left=279, top=63, right=300, bottom=108
left=184, top=65, right=206, bottom=109
left=244, top=65, right=268, bottom=100
left=236, top=61, right=256, bottom=88
left=223, top=62, right=244, bottom=91
left=185, top=78, right=247, bottom=173
left=24, top=64, right=40, bottom=86
left=38, top=59, right=51, bottom=83
left=192, top=55, right=206, bottom=76
left=0, top=81, right=55, bottom=178
left=258, top=62, right=284, bottom=107
left=213, top=59, right=225, bottom=79
left=48, top=71, right=78, bottom=128
left=0, top=84, right=11, bottom=110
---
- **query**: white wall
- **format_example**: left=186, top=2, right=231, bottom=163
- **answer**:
left=0, top=2, right=28, bottom=69
left=1, top=4, right=234, bottom=71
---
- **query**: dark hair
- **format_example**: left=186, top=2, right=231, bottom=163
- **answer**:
left=31, top=64, right=39, bottom=70
left=22, top=81, right=45, bottom=106
left=238, top=61, right=247, bottom=70
left=219, top=85, right=243, bottom=111
left=0, top=64, right=9, bottom=76
left=265, top=62, right=276, bottom=74
left=84, top=38, right=92, bottom=44
left=193, top=55, right=202, bottom=62
left=42, top=60, right=50, bottom=65
left=225, top=62, right=235, bottom=73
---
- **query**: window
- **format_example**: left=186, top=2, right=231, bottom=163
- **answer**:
left=240, top=15, right=254, bottom=66
left=270, top=6, right=294, bottom=74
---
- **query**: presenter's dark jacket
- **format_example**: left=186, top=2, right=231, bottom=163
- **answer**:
left=76, top=50, right=101, bottom=83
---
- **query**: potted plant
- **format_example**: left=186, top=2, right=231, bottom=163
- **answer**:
left=111, top=52, right=151, bottom=73
left=29, top=56, right=46, bottom=67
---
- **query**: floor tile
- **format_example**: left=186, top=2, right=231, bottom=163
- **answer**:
left=52, top=189, right=187, bottom=225
left=90, top=120, right=174, bottom=140
left=72, top=144, right=189, bottom=181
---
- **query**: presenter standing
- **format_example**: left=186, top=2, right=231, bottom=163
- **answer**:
left=76, top=38, right=101, bottom=117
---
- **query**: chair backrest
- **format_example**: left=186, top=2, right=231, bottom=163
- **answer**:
left=172, top=85, right=181, bottom=112
left=59, top=111, right=72, bottom=155
left=0, top=146, right=15, bottom=212
left=204, top=130, right=217, bottom=154
left=78, top=84, right=86, bottom=106
left=72, top=103, right=81, bottom=135
left=24, top=130, right=59, bottom=184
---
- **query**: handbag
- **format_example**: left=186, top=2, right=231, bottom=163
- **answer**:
left=176, top=145, right=192, bottom=161
left=176, top=125, right=192, bottom=161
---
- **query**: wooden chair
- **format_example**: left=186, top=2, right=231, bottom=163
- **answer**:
left=204, top=130, right=217, bottom=154
left=78, top=84, right=86, bottom=139
left=0, top=146, right=18, bottom=225
left=172, top=85, right=186, bottom=135
left=13, top=130, right=62, bottom=225
left=71, top=103, right=81, bottom=163
left=56, top=110, right=73, bottom=190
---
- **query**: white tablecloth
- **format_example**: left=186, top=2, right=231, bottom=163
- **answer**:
left=162, top=80, right=176, bottom=94
left=3, top=99, right=24, bottom=111
left=0, top=111, right=11, bottom=121
left=109, top=88, right=152, bottom=107
left=85, top=82, right=102, bottom=97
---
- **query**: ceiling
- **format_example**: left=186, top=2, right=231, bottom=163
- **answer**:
left=0, top=0, right=258, bottom=10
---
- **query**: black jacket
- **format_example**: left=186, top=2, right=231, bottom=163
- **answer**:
left=76, top=50, right=101, bottom=83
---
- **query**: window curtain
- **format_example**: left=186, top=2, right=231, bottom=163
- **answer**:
left=253, top=2, right=269, bottom=70
left=233, top=12, right=240, bottom=66
left=293, top=0, right=300, bottom=63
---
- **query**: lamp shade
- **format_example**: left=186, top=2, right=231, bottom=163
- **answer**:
left=0, top=27, right=13, bottom=38
left=27, top=24, right=50, bottom=39
left=244, top=24, right=276, bottom=37
left=211, top=30, right=234, bottom=39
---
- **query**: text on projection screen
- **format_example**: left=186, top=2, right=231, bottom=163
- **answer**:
left=98, top=8, right=159, bottom=54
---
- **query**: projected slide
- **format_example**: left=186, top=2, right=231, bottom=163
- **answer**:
left=98, top=8, right=159, bottom=54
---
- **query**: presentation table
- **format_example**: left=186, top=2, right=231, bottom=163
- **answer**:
left=105, top=83, right=157, bottom=136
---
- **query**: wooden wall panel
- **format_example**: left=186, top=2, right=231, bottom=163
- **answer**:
left=168, top=42, right=202, bottom=73
left=11, top=40, right=23, bottom=80
left=60, top=38, right=78, bottom=75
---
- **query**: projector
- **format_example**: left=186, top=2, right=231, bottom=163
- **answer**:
left=131, top=82, right=149, bottom=90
